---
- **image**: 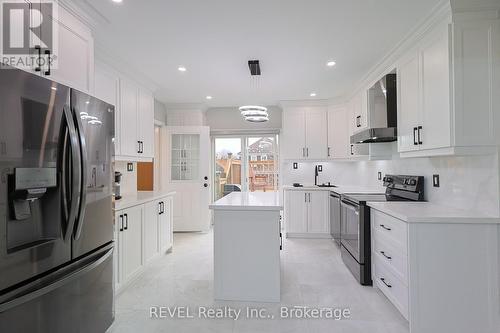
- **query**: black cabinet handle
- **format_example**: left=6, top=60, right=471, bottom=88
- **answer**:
left=379, top=224, right=392, bottom=231
left=418, top=126, right=423, bottom=145
left=380, top=277, right=392, bottom=288
left=124, top=214, right=128, bottom=230
left=34, top=45, right=42, bottom=72
left=137, top=141, right=141, bottom=154
left=119, top=215, right=124, bottom=232
left=280, top=232, right=283, bottom=251
left=44, top=50, right=51, bottom=76
left=413, top=127, right=418, bottom=145
left=356, top=115, right=361, bottom=128
left=350, top=145, right=354, bottom=156
left=380, top=251, right=392, bottom=260
left=327, top=147, right=331, bottom=157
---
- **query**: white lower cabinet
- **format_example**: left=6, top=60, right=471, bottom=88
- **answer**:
left=371, top=209, right=500, bottom=333
left=114, top=195, right=174, bottom=292
left=284, top=190, right=329, bottom=237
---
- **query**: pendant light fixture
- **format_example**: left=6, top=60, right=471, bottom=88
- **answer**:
left=240, top=60, right=268, bottom=122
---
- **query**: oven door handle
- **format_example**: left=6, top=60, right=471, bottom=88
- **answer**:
left=341, top=201, right=359, bottom=215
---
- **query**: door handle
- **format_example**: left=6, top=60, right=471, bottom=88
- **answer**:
left=413, top=127, right=418, bottom=145
left=34, top=45, right=42, bottom=72
left=44, top=50, right=51, bottom=76
left=0, top=245, right=113, bottom=313
left=380, top=277, right=392, bottom=288
left=380, top=251, right=392, bottom=260
left=418, top=126, right=423, bottom=145
left=124, top=214, right=128, bottom=230
left=379, top=224, right=392, bottom=231
left=72, top=107, right=88, bottom=241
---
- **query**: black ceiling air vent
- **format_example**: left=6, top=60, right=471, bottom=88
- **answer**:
left=248, top=60, right=261, bottom=76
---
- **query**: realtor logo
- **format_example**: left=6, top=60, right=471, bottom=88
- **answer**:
left=1, top=0, right=58, bottom=69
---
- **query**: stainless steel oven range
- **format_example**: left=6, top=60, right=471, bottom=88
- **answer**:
left=340, top=175, right=424, bottom=285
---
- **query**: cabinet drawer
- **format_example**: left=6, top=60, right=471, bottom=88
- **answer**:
left=372, top=234, right=408, bottom=282
left=371, top=210, right=408, bottom=249
left=373, top=256, right=409, bottom=320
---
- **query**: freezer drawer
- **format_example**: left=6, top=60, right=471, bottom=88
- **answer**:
left=0, top=243, right=114, bottom=333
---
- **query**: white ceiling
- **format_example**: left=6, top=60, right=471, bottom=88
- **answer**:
left=84, top=0, right=440, bottom=107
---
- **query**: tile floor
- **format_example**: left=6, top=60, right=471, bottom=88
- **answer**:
left=107, top=231, right=409, bottom=333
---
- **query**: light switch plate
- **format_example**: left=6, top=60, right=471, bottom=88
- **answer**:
left=433, top=174, right=440, bottom=187
left=293, top=162, right=298, bottom=170
left=378, top=172, right=382, bottom=180
left=127, top=163, right=134, bottom=172
left=318, top=165, right=322, bottom=172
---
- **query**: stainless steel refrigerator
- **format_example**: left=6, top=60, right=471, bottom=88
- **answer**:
left=0, top=65, right=115, bottom=332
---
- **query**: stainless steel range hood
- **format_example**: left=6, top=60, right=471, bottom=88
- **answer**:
left=350, top=127, right=397, bottom=144
left=350, top=73, right=397, bottom=144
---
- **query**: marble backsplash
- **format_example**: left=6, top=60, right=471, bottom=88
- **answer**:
left=282, top=153, right=500, bottom=217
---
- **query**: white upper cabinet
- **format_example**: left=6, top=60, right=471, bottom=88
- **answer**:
left=327, top=106, right=350, bottom=159
left=281, top=105, right=327, bottom=160
left=49, top=5, right=94, bottom=93
left=1, top=2, right=94, bottom=93
left=398, top=53, right=421, bottom=153
left=120, top=78, right=140, bottom=158
left=138, top=89, right=155, bottom=159
left=305, top=108, right=328, bottom=159
left=351, top=91, right=368, bottom=133
left=397, top=15, right=500, bottom=157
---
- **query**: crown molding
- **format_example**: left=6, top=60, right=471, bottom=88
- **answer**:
left=56, top=0, right=109, bottom=31
left=344, top=0, right=452, bottom=101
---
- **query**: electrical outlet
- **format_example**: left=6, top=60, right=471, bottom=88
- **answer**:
left=127, top=163, right=134, bottom=172
left=378, top=172, right=382, bottom=180
left=433, top=174, right=440, bottom=187
left=293, top=162, right=298, bottom=170
left=318, top=165, right=322, bottom=172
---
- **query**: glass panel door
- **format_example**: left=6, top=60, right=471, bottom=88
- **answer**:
left=246, top=136, right=279, bottom=192
left=214, top=138, right=243, bottom=200
left=171, top=134, right=200, bottom=181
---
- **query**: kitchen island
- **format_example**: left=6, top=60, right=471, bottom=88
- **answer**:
left=209, top=192, right=283, bottom=302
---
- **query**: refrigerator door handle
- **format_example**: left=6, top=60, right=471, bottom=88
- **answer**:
left=0, top=244, right=113, bottom=313
left=62, top=106, right=82, bottom=242
left=72, top=107, right=88, bottom=240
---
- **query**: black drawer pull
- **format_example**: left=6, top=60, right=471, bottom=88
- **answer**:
left=380, top=251, right=392, bottom=260
left=380, top=277, right=392, bottom=288
left=380, top=224, right=392, bottom=231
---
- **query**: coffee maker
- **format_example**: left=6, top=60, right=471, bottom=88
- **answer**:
left=114, top=171, right=122, bottom=200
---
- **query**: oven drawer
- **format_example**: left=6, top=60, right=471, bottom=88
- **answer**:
left=372, top=234, right=408, bottom=282
left=371, top=210, right=408, bottom=249
left=373, top=255, right=409, bottom=320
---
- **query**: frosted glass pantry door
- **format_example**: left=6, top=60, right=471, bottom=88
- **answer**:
left=166, top=127, right=210, bottom=232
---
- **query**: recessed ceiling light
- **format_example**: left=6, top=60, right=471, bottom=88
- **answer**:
left=327, top=61, right=336, bottom=67
left=112, top=0, right=123, bottom=3
left=310, top=92, right=317, bottom=97
left=178, top=66, right=187, bottom=72
left=51, top=86, right=57, bottom=91
left=85, top=101, right=90, bottom=104
left=206, top=96, right=213, bottom=100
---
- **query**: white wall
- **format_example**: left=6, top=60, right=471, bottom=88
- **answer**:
left=154, top=99, right=167, bottom=123
left=206, top=106, right=282, bottom=132
left=115, top=161, right=137, bottom=194
left=282, top=153, right=500, bottom=216
left=165, top=103, right=207, bottom=126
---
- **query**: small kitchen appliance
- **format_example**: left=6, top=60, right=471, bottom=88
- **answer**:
left=114, top=171, right=123, bottom=200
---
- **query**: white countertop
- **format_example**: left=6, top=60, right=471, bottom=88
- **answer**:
left=368, top=201, right=500, bottom=224
left=209, top=192, right=282, bottom=211
left=283, top=184, right=384, bottom=195
left=115, top=190, right=176, bottom=211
